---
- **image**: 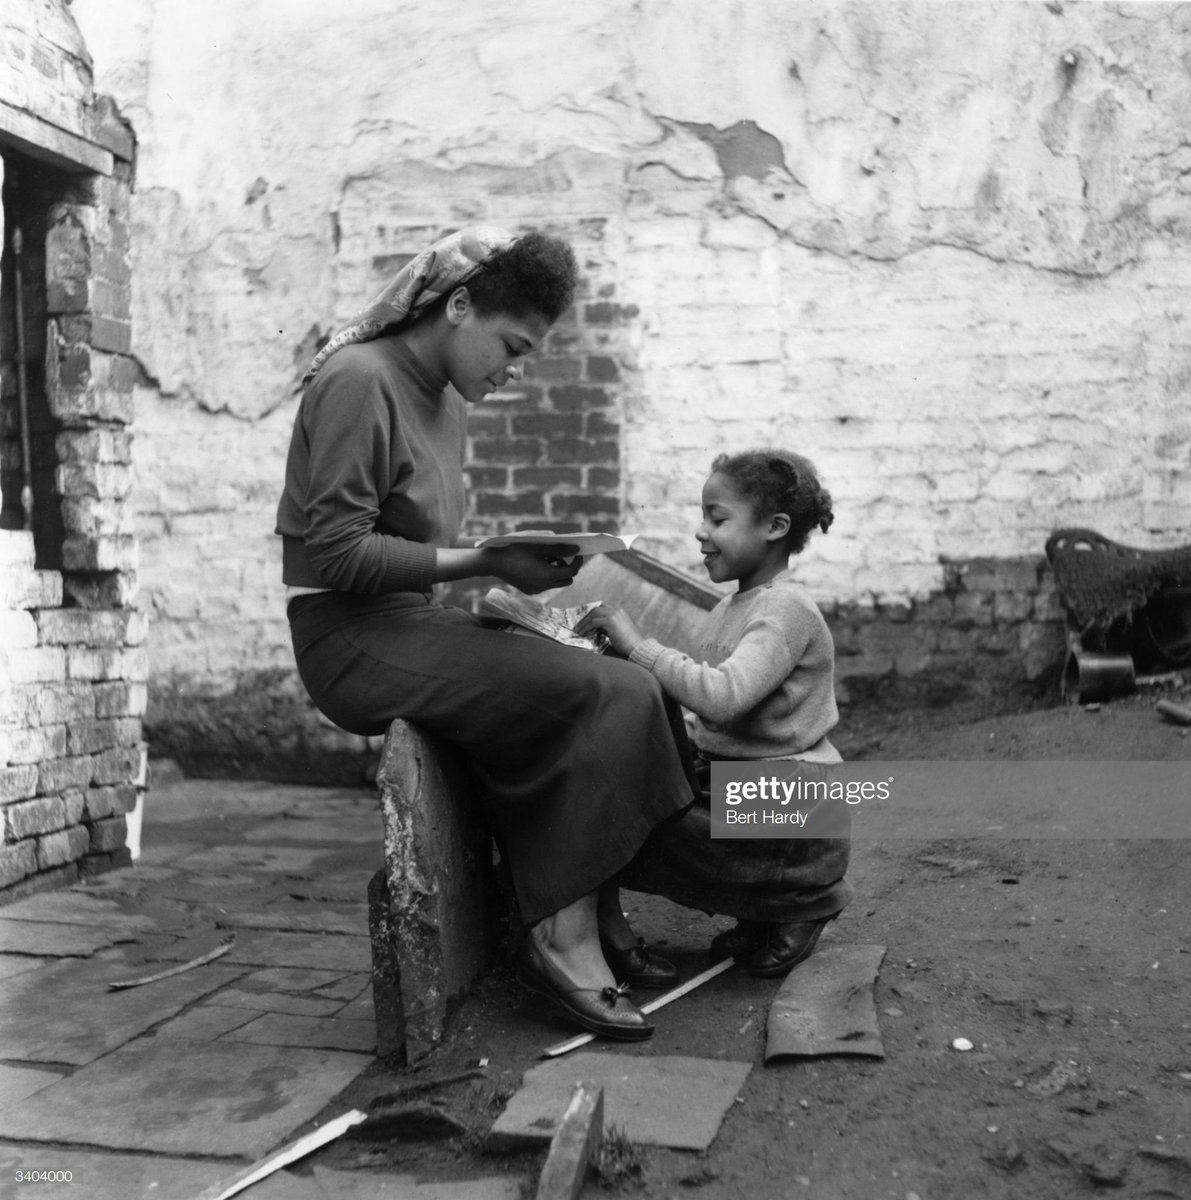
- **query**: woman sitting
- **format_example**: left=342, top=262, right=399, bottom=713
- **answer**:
left=276, top=226, right=696, bottom=1042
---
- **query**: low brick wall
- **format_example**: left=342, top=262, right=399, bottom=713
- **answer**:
left=2, top=532, right=147, bottom=893
left=828, top=554, right=1066, bottom=705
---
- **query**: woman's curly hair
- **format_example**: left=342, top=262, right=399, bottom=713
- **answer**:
left=467, top=231, right=578, bottom=324
left=711, top=448, right=834, bottom=554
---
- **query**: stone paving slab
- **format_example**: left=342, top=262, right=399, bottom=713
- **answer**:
left=0, top=892, right=159, bottom=931
left=0, top=1147, right=226, bottom=1200
left=0, top=1064, right=62, bottom=1108
left=145, top=779, right=310, bottom=822
left=69, top=864, right=182, bottom=895
left=246, top=1166, right=522, bottom=1199
left=158, top=875, right=292, bottom=907
left=175, top=845, right=339, bottom=874
left=201, top=986, right=346, bottom=1017
left=487, top=1052, right=753, bottom=1151
left=0, top=955, right=49, bottom=981
left=220, top=1013, right=376, bottom=1054
left=311, top=972, right=372, bottom=1001
left=152, top=1004, right=262, bottom=1042
left=136, top=841, right=205, bottom=866
left=0, top=1039, right=372, bottom=1158
left=244, top=817, right=379, bottom=844
left=0, top=920, right=139, bottom=958
left=238, top=967, right=360, bottom=993
left=179, top=931, right=372, bottom=974
left=0, top=957, right=244, bottom=1065
left=286, top=873, right=377, bottom=904
left=335, top=992, right=376, bottom=1022
left=215, top=905, right=369, bottom=936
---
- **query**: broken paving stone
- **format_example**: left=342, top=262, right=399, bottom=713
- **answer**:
left=0, top=1039, right=371, bottom=1158
left=0, top=1147, right=226, bottom=1200
left=487, top=1053, right=751, bottom=1152
left=245, top=1165, right=521, bottom=1199
left=766, top=944, right=887, bottom=1061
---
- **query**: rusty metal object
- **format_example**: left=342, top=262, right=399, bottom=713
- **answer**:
left=1062, top=648, right=1136, bottom=706
left=1156, top=699, right=1191, bottom=727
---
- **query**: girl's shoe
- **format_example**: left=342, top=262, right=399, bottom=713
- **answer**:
left=708, top=919, right=767, bottom=962
left=746, top=916, right=834, bottom=978
left=600, top=936, right=679, bottom=989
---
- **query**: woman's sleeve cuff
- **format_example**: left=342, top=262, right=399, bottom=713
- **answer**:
left=380, top=539, right=438, bottom=593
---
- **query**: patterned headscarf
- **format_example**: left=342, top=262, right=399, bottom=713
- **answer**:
left=302, top=225, right=517, bottom=384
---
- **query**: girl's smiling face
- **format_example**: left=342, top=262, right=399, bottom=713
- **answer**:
left=696, top=471, right=790, bottom=592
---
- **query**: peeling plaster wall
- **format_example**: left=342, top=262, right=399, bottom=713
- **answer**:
left=70, top=1, right=1191, bottom=726
left=619, top=1, right=1191, bottom=601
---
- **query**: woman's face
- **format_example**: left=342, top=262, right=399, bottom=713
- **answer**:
left=444, top=290, right=550, bottom=404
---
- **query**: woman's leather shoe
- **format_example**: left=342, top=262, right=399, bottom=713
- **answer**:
left=746, top=916, right=834, bottom=978
left=517, top=938, right=655, bottom=1041
left=708, top=920, right=767, bottom=962
left=600, top=937, right=679, bottom=990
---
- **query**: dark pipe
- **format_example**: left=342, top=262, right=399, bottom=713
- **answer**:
left=12, top=225, right=34, bottom=532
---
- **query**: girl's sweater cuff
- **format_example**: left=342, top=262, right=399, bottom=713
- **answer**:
left=628, top=638, right=666, bottom=672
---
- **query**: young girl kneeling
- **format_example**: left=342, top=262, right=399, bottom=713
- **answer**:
left=580, top=448, right=850, bottom=977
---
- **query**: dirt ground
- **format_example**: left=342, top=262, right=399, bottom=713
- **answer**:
left=312, top=685, right=1191, bottom=1200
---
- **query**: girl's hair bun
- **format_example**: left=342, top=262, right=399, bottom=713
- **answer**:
left=711, top=448, right=833, bottom=553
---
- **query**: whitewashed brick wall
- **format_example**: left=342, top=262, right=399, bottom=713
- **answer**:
left=71, top=0, right=1191, bottom=703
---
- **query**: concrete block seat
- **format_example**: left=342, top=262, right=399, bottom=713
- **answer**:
left=368, top=550, right=720, bottom=1062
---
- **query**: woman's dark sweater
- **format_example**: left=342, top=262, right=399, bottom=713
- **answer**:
left=276, top=337, right=467, bottom=594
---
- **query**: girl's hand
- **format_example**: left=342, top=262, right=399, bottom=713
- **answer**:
left=482, top=543, right=581, bottom=594
left=575, top=603, right=645, bottom=657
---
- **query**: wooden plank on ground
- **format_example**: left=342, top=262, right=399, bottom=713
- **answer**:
left=534, top=1084, right=604, bottom=1200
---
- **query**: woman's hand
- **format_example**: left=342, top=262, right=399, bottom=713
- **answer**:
left=482, top=543, right=582, bottom=594
left=575, top=603, right=645, bottom=657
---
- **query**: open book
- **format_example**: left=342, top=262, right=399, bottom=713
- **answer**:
left=481, top=588, right=609, bottom=653
left=475, top=531, right=636, bottom=556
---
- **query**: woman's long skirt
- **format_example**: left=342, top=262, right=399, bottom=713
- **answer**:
left=287, top=590, right=697, bottom=924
